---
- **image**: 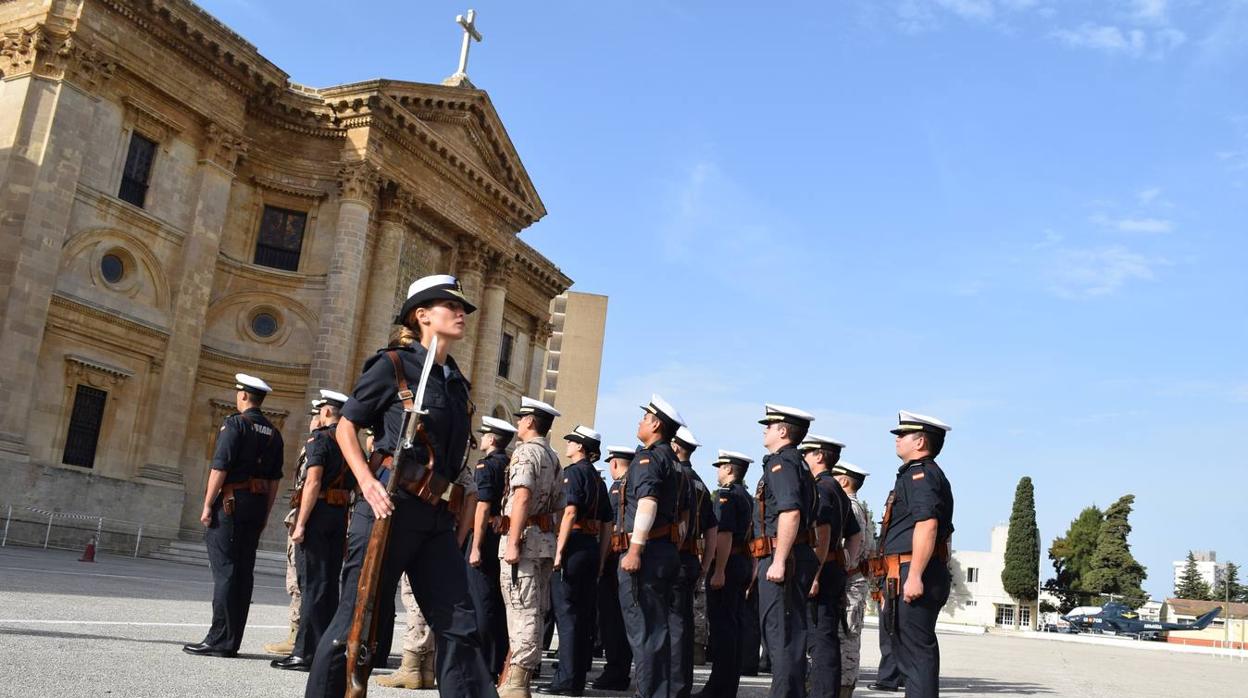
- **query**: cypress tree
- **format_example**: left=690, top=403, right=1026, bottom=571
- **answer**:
left=1084, top=494, right=1148, bottom=609
left=1002, top=477, right=1040, bottom=613
left=1175, top=551, right=1211, bottom=600
left=1213, top=560, right=1241, bottom=602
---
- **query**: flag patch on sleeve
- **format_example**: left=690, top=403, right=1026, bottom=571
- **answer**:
left=912, top=472, right=925, bottom=480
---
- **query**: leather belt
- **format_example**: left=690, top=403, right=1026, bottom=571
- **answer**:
left=571, top=520, right=602, bottom=535
left=223, top=478, right=275, bottom=497
left=748, top=527, right=816, bottom=559
left=369, top=452, right=466, bottom=515
left=610, top=523, right=679, bottom=553
left=499, top=512, right=556, bottom=533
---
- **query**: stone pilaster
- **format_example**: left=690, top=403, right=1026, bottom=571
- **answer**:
left=307, top=160, right=379, bottom=400
left=143, top=122, right=246, bottom=482
left=0, top=29, right=113, bottom=457
left=354, top=188, right=413, bottom=369
left=529, top=320, right=553, bottom=398
left=454, top=238, right=490, bottom=377
left=468, top=257, right=511, bottom=422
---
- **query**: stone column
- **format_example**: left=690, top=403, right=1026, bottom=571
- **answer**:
left=468, top=257, right=510, bottom=423
left=142, top=123, right=246, bottom=482
left=529, top=320, right=553, bottom=398
left=353, top=188, right=412, bottom=370
left=0, top=29, right=115, bottom=458
left=454, top=239, right=489, bottom=378
left=307, top=161, right=379, bottom=399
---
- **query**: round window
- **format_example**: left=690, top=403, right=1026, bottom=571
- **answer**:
left=251, top=312, right=278, bottom=338
left=101, top=254, right=125, bottom=283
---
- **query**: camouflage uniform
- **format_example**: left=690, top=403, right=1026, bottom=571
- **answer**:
left=693, top=583, right=708, bottom=662
left=498, top=436, right=564, bottom=672
left=839, top=492, right=876, bottom=689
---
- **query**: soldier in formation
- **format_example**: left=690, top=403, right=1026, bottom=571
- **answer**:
left=833, top=461, right=875, bottom=698
left=184, top=373, right=285, bottom=659
left=591, top=445, right=636, bottom=692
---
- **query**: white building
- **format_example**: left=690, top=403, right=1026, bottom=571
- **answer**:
left=1172, top=551, right=1226, bottom=595
left=941, top=524, right=1039, bottom=630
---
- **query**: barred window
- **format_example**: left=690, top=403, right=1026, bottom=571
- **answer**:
left=118, top=133, right=157, bottom=208
left=63, top=385, right=107, bottom=468
left=253, top=206, right=307, bottom=272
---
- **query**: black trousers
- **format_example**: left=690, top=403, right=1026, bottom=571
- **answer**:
left=876, top=609, right=904, bottom=688
left=292, top=503, right=348, bottom=659
left=596, top=552, right=631, bottom=680
left=201, top=490, right=266, bottom=652
left=807, top=564, right=848, bottom=697
left=672, top=551, right=701, bottom=698
left=741, top=576, right=762, bottom=673
left=758, top=545, right=818, bottom=698
left=303, top=499, right=496, bottom=698
left=550, top=533, right=600, bottom=690
left=618, top=539, right=679, bottom=698
left=702, top=553, right=750, bottom=697
left=887, top=561, right=950, bottom=698
left=466, top=528, right=507, bottom=677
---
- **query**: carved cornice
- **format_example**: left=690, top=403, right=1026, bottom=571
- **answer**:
left=336, top=160, right=381, bottom=205
left=123, top=96, right=185, bottom=142
left=487, top=255, right=515, bottom=287
left=377, top=186, right=420, bottom=224
left=64, top=354, right=134, bottom=388
left=532, top=319, right=554, bottom=344
left=0, top=24, right=116, bottom=91
left=249, top=173, right=326, bottom=200
left=201, top=122, right=247, bottom=172
left=456, top=238, right=493, bottom=276
left=513, top=238, right=572, bottom=299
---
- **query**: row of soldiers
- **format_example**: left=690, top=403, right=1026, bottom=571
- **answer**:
left=182, top=274, right=955, bottom=698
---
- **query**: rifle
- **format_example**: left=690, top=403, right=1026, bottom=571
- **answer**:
left=345, top=336, right=439, bottom=698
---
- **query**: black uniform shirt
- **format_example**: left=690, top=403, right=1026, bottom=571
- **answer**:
left=676, top=461, right=719, bottom=546
left=211, top=407, right=285, bottom=484
left=715, top=481, right=753, bottom=544
left=563, top=458, right=613, bottom=525
left=622, top=441, right=680, bottom=533
left=474, top=449, right=509, bottom=517
left=814, top=471, right=861, bottom=546
left=304, top=422, right=354, bottom=494
left=341, top=344, right=471, bottom=486
left=609, top=477, right=626, bottom=530
left=755, top=445, right=816, bottom=538
left=882, top=458, right=955, bottom=555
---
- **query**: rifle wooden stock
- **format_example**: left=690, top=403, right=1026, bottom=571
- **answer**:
left=344, top=420, right=434, bottom=698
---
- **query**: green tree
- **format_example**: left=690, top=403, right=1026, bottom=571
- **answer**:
left=1175, top=551, right=1212, bottom=600
left=1045, top=505, right=1104, bottom=612
left=1213, top=561, right=1243, bottom=602
left=1084, top=494, right=1148, bottom=608
left=1002, top=477, right=1040, bottom=612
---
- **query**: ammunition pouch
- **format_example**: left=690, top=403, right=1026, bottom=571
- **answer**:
left=749, top=527, right=816, bottom=559
left=369, top=452, right=466, bottom=515
left=499, top=512, right=556, bottom=534
left=222, top=478, right=274, bottom=515
left=610, top=523, right=678, bottom=553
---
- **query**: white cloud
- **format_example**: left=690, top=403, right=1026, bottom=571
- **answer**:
left=1090, top=213, right=1173, bottom=234
left=1136, top=187, right=1162, bottom=205
left=935, top=0, right=997, bottom=21
left=1043, top=245, right=1165, bottom=298
left=1131, top=0, right=1169, bottom=24
left=1052, top=23, right=1149, bottom=56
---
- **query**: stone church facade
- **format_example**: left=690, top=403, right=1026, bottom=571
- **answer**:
left=0, top=0, right=572, bottom=540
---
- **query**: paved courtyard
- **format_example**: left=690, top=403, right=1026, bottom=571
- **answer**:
left=0, top=545, right=1243, bottom=697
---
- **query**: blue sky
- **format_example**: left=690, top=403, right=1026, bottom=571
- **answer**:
left=200, top=0, right=1248, bottom=600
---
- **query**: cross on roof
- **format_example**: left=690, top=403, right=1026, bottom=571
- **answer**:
left=454, top=9, right=482, bottom=78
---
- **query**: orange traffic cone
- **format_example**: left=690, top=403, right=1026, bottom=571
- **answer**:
left=79, top=539, right=96, bottom=563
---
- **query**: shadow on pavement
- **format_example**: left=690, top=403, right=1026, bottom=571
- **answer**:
left=0, top=626, right=190, bottom=647
left=856, top=672, right=1055, bottom=695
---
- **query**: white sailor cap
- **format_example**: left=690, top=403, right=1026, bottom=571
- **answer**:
left=234, top=373, right=272, bottom=396
left=758, top=403, right=815, bottom=427
left=479, top=416, right=518, bottom=435
left=831, top=461, right=869, bottom=481
left=674, top=426, right=701, bottom=450
left=515, top=396, right=561, bottom=419
left=798, top=434, right=846, bottom=452
left=308, top=398, right=327, bottom=415
left=318, top=389, right=349, bottom=407
left=605, top=445, right=636, bottom=461
left=640, top=394, right=686, bottom=427
left=713, top=449, right=754, bottom=471
left=394, top=274, right=477, bottom=324
left=564, top=425, right=603, bottom=446
left=891, top=410, right=952, bottom=435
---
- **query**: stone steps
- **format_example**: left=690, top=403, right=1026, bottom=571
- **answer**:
left=147, top=540, right=286, bottom=577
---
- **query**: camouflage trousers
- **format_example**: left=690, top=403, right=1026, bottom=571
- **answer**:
left=283, top=535, right=301, bottom=625
left=399, top=573, right=436, bottom=653
left=500, top=557, right=553, bottom=670
left=838, top=573, right=869, bottom=686
left=693, top=581, right=708, bottom=655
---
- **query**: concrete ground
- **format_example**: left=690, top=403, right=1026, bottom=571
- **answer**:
left=0, top=545, right=1244, bottom=697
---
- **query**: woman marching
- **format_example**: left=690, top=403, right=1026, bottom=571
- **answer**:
left=304, top=274, right=497, bottom=698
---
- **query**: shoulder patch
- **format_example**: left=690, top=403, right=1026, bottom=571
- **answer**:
left=640, top=458, right=650, bottom=465
left=912, top=472, right=925, bottom=480
left=771, top=464, right=783, bottom=473
left=719, top=497, right=728, bottom=504
left=476, top=463, right=486, bottom=469
left=563, top=477, right=569, bottom=483
left=220, top=425, right=226, bottom=432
